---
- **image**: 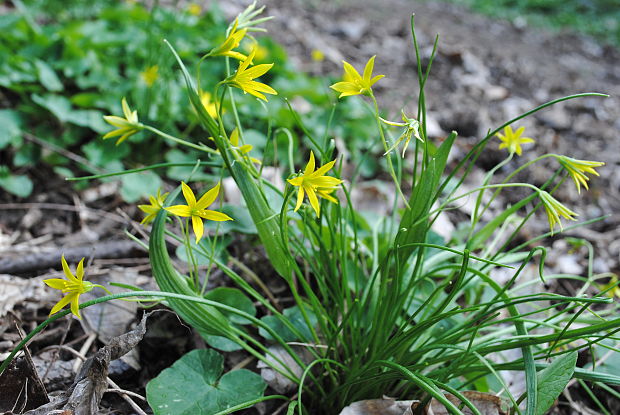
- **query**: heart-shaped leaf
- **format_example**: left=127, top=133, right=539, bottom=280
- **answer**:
left=146, top=349, right=266, bottom=415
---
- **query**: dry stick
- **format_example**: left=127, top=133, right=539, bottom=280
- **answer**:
left=72, top=332, right=97, bottom=374
left=230, top=355, right=254, bottom=371
left=106, top=378, right=149, bottom=415
left=0, top=202, right=128, bottom=224
left=48, top=345, right=148, bottom=415
left=0, top=239, right=145, bottom=275
left=104, top=387, right=146, bottom=401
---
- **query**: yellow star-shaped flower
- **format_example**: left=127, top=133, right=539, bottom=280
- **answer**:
left=330, top=56, right=384, bottom=98
left=496, top=126, right=534, bottom=156
left=226, top=47, right=277, bottom=101
left=103, top=98, right=143, bottom=145
left=166, top=182, right=233, bottom=243
left=44, top=255, right=96, bottom=319
left=138, top=189, right=169, bottom=225
left=287, top=151, right=342, bottom=217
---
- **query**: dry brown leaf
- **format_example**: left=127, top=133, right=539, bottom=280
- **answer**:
left=339, top=397, right=417, bottom=415
left=25, top=312, right=151, bottom=415
left=412, top=391, right=510, bottom=415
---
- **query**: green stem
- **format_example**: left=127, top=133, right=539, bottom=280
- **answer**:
left=369, top=93, right=410, bottom=209
left=66, top=161, right=221, bottom=181
left=144, top=125, right=218, bottom=155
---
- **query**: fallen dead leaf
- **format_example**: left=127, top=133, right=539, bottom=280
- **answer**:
left=25, top=312, right=151, bottom=415
left=339, top=397, right=417, bottom=415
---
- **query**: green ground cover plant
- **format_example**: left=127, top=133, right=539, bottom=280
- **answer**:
left=0, top=0, right=375, bottom=200
left=2, top=3, right=619, bottom=415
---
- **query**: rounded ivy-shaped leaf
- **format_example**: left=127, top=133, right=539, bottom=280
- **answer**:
left=146, top=349, right=266, bottom=415
left=205, top=334, right=243, bottom=352
left=204, top=287, right=256, bottom=325
left=259, top=306, right=317, bottom=342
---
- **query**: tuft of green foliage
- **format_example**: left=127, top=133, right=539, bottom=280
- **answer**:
left=0, top=0, right=376, bottom=199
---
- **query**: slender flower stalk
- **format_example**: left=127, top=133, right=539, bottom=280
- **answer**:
left=102, top=98, right=144, bottom=145
left=330, top=56, right=384, bottom=98
left=166, top=182, right=233, bottom=243
left=138, top=189, right=169, bottom=225
left=556, top=155, right=604, bottom=193
left=287, top=151, right=342, bottom=217
left=496, top=126, right=535, bottom=156
left=44, top=256, right=104, bottom=319
left=225, top=47, right=277, bottom=101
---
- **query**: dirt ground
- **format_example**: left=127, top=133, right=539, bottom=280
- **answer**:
left=1, top=0, right=619, bottom=414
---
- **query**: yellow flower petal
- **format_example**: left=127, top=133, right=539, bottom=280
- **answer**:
left=61, top=255, right=78, bottom=283
left=304, top=151, right=316, bottom=175
left=294, top=186, right=305, bottom=212
left=200, top=210, right=234, bottom=222
left=166, top=205, right=192, bottom=217
left=181, top=182, right=197, bottom=208
left=49, top=292, right=77, bottom=316
left=306, top=186, right=320, bottom=216
left=71, top=294, right=81, bottom=319
left=195, top=182, right=221, bottom=210
left=44, top=278, right=68, bottom=290
left=192, top=215, right=204, bottom=243
left=76, top=258, right=84, bottom=281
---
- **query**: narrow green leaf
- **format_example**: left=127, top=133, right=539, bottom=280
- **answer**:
left=394, top=131, right=457, bottom=264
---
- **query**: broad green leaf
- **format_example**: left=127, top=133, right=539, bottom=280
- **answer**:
left=206, top=205, right=257, bottom=234
left=166, top=40, right=292, bottom=280
left=82, top=140, right=130, bottom=167
left=34, top=59, right=63, bottom=91
left=32, top=94, right=107, bottom=132
left=120, top=170, right=161, bottom=203
left=204, top=287, right=256, bottom=325
left=0, top=110, right=22, bottom=149
left=0, top=171, right=33, bottom=198
left=175, top=236, right=230, bottom=267
left=146, top=349, right=266, bottom=415
left=204, top=335, right=243, bottom=352
left=32, top=93, right=73, bottom=122
left=535, top=351, right=577, bottom=415
left=259, top=306, right=317, bottom=342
